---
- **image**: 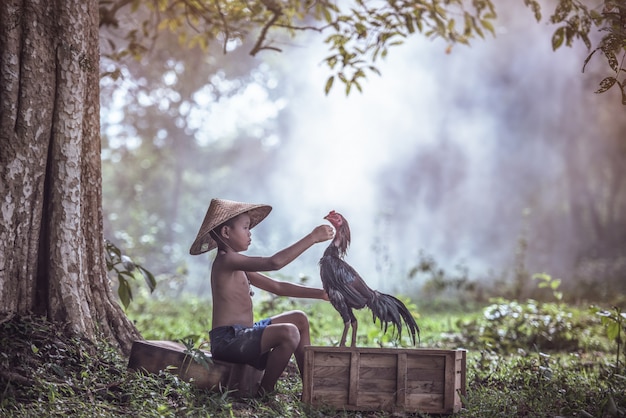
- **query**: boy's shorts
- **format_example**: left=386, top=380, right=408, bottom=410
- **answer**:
left=209, top=318, right=272, bottom=370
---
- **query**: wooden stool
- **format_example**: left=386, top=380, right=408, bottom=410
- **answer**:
left=127, top=340, right=264, bottom=398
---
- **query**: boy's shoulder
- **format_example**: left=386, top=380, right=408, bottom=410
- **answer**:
left=211, top=251, right=244, bottom=277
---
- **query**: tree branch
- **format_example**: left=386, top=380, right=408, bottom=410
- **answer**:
left=250, top=0, right=284, bottom=56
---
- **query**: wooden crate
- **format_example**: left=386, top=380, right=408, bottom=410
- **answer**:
left=127, top=340, right=264, bottom=397
left=302, top=346, right=466, bottom=414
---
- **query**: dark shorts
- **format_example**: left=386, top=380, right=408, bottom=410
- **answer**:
left=209, top=318, right=272, bottom=370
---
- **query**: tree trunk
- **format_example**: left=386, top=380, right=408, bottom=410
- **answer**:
left=0, top=0, right=140, bottom=355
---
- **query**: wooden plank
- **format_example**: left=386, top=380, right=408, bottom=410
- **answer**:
left=348, top=350, right=360, bottom=406
left=312, top=390, right=349, bottom=406
left=407, top=355, right=446, bottom=369
left=313, top=365, right=350, bottom=379
left=353, top=392, right=397, bottom=410
left=313, top=377, right=350, bottom=391
left=360, top=366, right=397, bottom=380
left=359, top=378, right=396, bottom=392
left=406, top=393, right=446, bottom=411
left=313, top=368, right=350, bottom=384
left=443, top=352, right=455, bottom=412
left=302, top=346, right=315, bottom=403
left=313, top=351, right=351, bottom=366
left=407, top=368, right=445, bottom=382
left=456, top=349, right=467, bottom=411
left=407, top=379, right=444, bottom=393
left=396, top=352, right=407, bottom=408
left=359, top=353, right=397, bottom=367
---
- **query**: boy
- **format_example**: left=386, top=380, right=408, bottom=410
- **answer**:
left=189, top=198, right=334, bottom=395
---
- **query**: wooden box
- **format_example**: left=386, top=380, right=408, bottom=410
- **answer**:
left=302, top=346, right=466, bottom=414
left=127, top=340, right=264, bottom=397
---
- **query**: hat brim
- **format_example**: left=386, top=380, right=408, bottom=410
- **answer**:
left=189, top=199, right=272, bottom=255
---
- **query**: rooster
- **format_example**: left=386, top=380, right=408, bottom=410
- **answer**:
left=319, top=210, right=420, bottom=347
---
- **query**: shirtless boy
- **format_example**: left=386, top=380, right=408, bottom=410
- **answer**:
left=189, top=198, right=334, bottom=395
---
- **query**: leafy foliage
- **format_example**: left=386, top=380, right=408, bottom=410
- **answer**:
left=323, top=0, right=497, bottom=94
left=532, top=272, right=563, bottom=301
left=457, top=297, right=604, bottom=353
left=105, top=239, right=156, bottom=309
left=526, top=0, right=626, bottom=104
left=100, top=0, right=626, bottom=101
left=99, top=0, right=498, bottom=95
left=591, top=305, right=626, bottom=372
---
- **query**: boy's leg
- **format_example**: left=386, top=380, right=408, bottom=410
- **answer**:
left=258, top=321, right=300, bottom=393
left=268, top=310, right=310, bottom=375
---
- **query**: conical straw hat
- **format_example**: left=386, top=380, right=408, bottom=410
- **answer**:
left=189, top=198, right=272, bottom=255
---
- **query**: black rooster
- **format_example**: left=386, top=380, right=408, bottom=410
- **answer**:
left=319, top=210, right=420, bottom=347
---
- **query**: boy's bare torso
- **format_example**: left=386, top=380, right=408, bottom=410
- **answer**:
left=210, top=251, right=255, bottom=329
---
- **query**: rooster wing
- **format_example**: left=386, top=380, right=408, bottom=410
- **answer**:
left=320, top=248, right=372, bottom=314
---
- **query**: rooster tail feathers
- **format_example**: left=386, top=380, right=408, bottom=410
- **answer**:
left=367, top=292, right=420, bottom=345
left=398, top=301, right=421, bottom=345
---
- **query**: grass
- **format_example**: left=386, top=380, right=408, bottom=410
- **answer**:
left=1, top=292, right=625, bottom=417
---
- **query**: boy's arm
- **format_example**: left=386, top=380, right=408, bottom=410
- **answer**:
left=222, top=225, right=333, bottom=273
left=247, top=271, right=328, bottom=300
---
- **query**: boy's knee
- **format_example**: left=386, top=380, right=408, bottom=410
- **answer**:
left=291, top=310, right=309, bottom=329
left=283, top=323, right=301, bottom=348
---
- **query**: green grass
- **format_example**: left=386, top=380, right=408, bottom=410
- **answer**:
left=1, top=293, right=625, bottom=417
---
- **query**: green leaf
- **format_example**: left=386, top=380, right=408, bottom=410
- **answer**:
left=607, top=321, right=620, bottom=340
left=138, top=266, right=157, bottom=292
left=368, top=65, right=381, bottom=76
left=603, top=49, right=618, bottom=72
left=404, top=14, right=414, bottom=34
left=118, top=279, right=132, bottom=309
left=325, top=76, right=335, bottom=95
left=447, top=18, right=456, bottom=32
left=481, top=19, right=495, bottom=36
left=595, top=77, right=616, bottom=94
left=552, top=27, right=565, bottom=50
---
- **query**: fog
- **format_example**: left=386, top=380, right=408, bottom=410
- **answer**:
left=190, top=7, right=607, bottom=293
left=102, top=2, right=626, bottom=298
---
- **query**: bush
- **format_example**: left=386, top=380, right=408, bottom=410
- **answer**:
left=455, top=298, right=606, bottom=353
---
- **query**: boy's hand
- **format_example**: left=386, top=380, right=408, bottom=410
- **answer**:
left=311, top=225, right=334, bottom=243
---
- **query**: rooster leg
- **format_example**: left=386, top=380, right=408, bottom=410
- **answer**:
left=350, top=320, right=358, bottom=347
left=339, top=322, right=350, bottom=347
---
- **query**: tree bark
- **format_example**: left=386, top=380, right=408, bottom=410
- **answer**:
left=0, top=0, right=140, bottom=355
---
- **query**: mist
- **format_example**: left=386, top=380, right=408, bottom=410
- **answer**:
left=102, top=2, right=626, bottom=299
left=216, top=6, right=609, bottom=292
